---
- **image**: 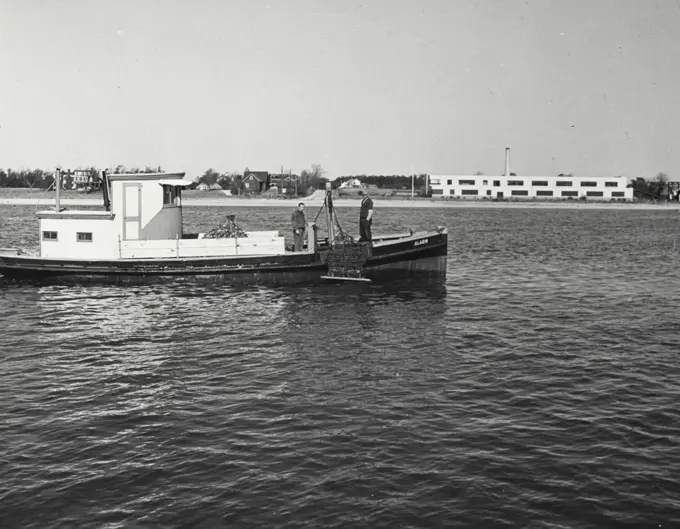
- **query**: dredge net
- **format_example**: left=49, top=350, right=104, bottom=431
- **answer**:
left=326, top=242, right=371, bottom=279
left=203, top=215, right=249, bottom=239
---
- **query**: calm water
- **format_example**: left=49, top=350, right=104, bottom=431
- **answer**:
left=1, top=204, right=680, bottom=528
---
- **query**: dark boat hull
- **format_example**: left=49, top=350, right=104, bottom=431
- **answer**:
left=0, top=231, right=448, bottom=285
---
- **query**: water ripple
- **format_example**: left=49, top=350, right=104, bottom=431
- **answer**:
left=2, top=206, right=680, bottom=527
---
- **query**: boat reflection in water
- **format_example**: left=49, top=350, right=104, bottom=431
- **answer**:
left=279, top=273, right=449, bottom=335
left=276, top=274, right=451, bottom=396
left=1, top=274, right=449, bottom=430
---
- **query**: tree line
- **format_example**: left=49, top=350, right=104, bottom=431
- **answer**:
left=2, top=166, right=674, bottom=200
left=0, top=165, right=161, bottom=190
left=332, top=174, right=429, bottom=189
left=0, top=169, right=55, bottom=189
left=195, top=164, right=329, bottom=195
left=0, top=165, right=430, bottom=192
left=629, top=173, right=678, bottom=200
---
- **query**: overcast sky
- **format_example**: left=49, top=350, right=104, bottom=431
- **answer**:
left=1, top=0, right=679, bottom=179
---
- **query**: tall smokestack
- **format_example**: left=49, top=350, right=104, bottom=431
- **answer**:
left=504, top=147, right=511, bottom=177
left=55, top=168, right=61, bottom=212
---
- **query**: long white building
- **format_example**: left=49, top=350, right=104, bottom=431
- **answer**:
left=429, top=147, right=633, bottom=201
left=429, top=174, right=633, bottom=201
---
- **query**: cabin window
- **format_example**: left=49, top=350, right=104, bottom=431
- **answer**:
left=42, top=231, right=58, bottom=241
left=163, top=185, right=181, bottom=206
left=77, top=232, right=93, bottom=242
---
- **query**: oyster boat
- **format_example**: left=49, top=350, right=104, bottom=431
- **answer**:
left=0, top=170, right=448, bottom=284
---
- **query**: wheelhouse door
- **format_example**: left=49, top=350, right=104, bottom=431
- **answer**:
left=123, top=184, right=142, bottom=240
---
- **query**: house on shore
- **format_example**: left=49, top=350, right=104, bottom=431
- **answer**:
left=339, top=178, right=363, bottom=189
left=243, top=170, right=270, bottom=193
left=196, top=182, right=223, bottom=191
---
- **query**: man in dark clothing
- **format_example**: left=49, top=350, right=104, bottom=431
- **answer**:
left=291, top=202, right=306, bottom=251
left=359, top=194, right=373, bottom=243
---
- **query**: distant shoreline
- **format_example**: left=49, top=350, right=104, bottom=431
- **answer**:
left=0, top=195, right=676, bottom=210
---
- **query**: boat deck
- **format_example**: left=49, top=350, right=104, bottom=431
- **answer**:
left=0, top=248, right=38, bottom=258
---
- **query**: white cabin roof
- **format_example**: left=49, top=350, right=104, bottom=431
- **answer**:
left=157, top=178, right=194, bottom=186
left=107, top=172, right=186, bottom=182
left=36, top=209, right=114, bottom=219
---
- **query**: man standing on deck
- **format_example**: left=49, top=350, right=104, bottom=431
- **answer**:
left=291, top=202, right=306, bottom=251
left=359, top=193, right=373, bottom=243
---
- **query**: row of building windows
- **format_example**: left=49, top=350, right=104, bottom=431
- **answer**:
left=42, top=231, right=93, bottom=242
left=435, top=190, right=627, bottom=198
left=439, top=179, right=619, bottom=188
